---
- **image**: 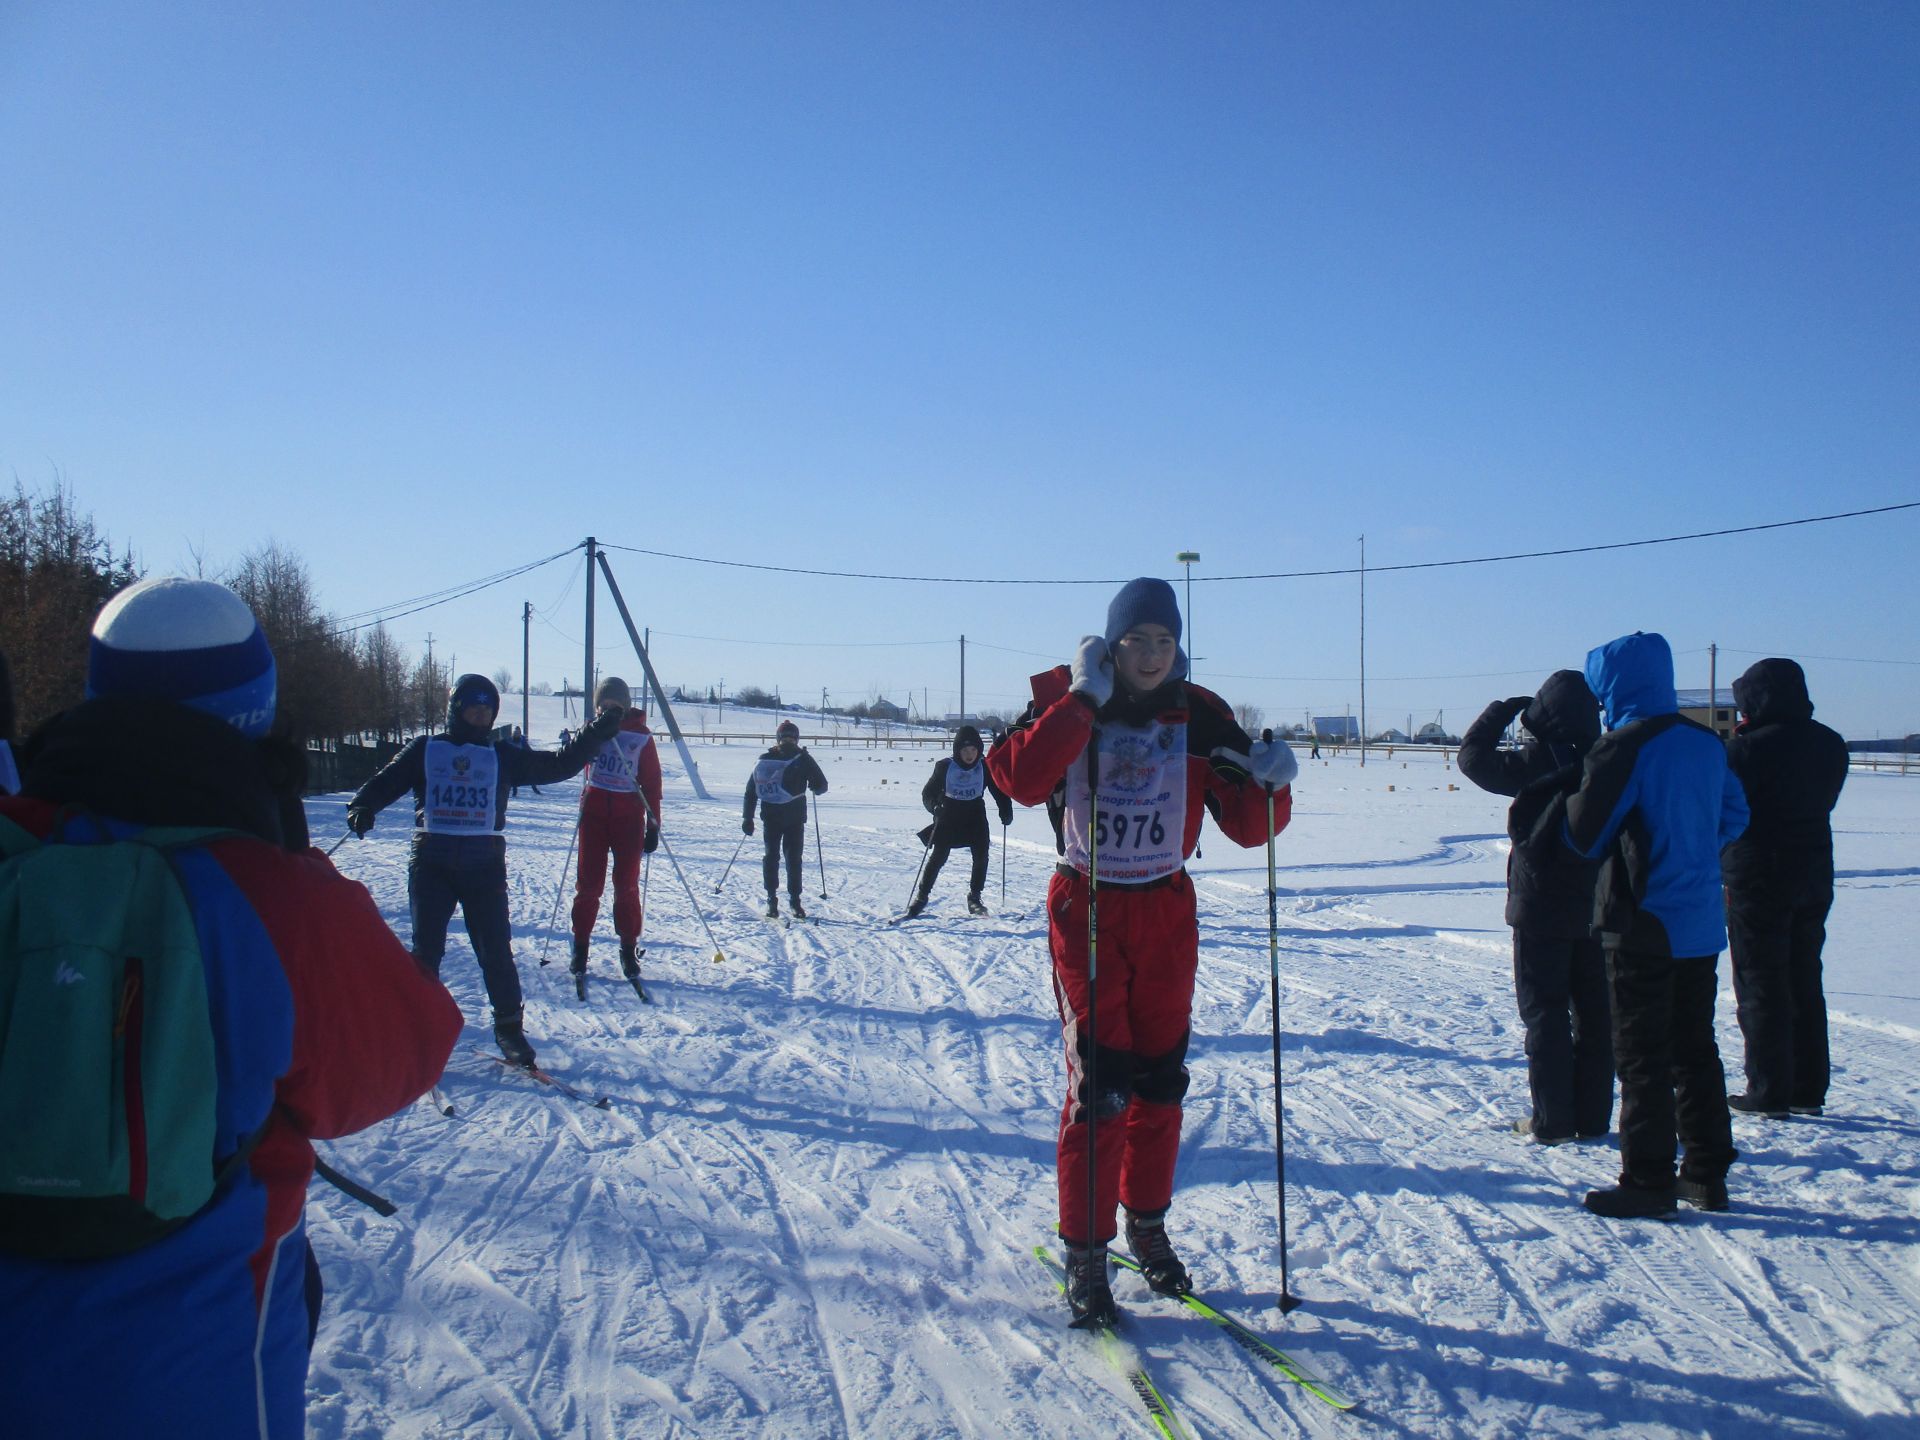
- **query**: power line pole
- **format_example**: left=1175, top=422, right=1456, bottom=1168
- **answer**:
left=1358, top=534, right=1367, bottom=767
left=583, top=537, right=597, bottom=718
left=521, top=601, right=531, bottom=738
left=959, top=634, right=966, bottom=722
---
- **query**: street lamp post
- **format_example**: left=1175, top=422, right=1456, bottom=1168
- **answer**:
left=1175, top=551, right=1200, bottom=679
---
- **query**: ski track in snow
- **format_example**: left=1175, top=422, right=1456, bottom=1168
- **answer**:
left=301, top=725, right=1920, bottom=1439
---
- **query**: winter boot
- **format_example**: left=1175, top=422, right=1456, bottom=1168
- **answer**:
left=569, top=936, right=589, bottom=975
left=1676, top=1175, right=1730, bottom=1212
left=1727, top=1093, right=1788, bottom=1119
left=789, top=895, right=807, bottom=920
left=619, top=938, right=643, bottom=981
left=967, top=892, right=988, bottom=916
left=1583, top=1181, right=1678, bottom=1219
left=765, top=893, right=780, bottom=919
left=494, top=1013, right=537, bottom=1070
left=1124, top=1208, right=1192, bottom=1297
left=1063, top=1242, right=1119, bottom=1330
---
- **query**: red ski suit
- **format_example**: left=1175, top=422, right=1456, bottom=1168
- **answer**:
left=571, top=712, right=664, bottom=946
left=988, top=667, right=1291, bottom=1246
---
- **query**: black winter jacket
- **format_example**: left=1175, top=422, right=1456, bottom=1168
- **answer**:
left=922, top=730, right=1013, bottom=844
left=742, top=744, right=829, bottom=826
left=351, top=708, right=616, bottom=842
left=1721, top=658, right=1849, bottom=892
left=1457, top=670, right=1603, bottom=939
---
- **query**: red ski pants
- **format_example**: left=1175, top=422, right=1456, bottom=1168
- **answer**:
left=1047, top=867, right=1198, bottom=1246
left=572, top=790, right=645, bottom=944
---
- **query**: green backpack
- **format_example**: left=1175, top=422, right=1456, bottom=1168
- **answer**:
left=0, top=813, right=253, bottom=1260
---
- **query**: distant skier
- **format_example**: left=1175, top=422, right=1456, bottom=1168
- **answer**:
left=988, top=577, right=1297, bottom=1327
left=1458, top=672, right=1613, bottom=1145
left=742, top=719, right=828, bottom=919
left=347, top=674, right=621, bottom=1068
left=1721, top=658, right=1849, bottom=1119
left=905, top=724, right=1012, bottom=918
left=570, top=677, right=663, bottom=993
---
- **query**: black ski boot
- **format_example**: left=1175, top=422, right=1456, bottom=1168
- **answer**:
left=789, top=895, right=807, bottom=920
left=570, top=937, right=589, bottom=999
left=904, top=888, right=930, bottom=920
left=494, top=1013, right=537, bottom=1069
left=1063, top=1242, right=1119, bottom=1330
left=1124, top=1208, right=1192, bottom=1297
left=765, top=893, right=779, bottom=919
left=967, top=892, right=988, bottom=916
left=619, top=938, right=643, bottom=980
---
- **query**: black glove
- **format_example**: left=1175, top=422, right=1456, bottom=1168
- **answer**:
left=1498, top=695, right=1532, bottom=723
left=586, top=706, right=623, bottom=743
left=743, top=816, right=755, bottom=836
left=347, top=805, right=375, bottom=837
left=644, top=822, right=660, bottom=854
left=998, top=804, right=1013, bottom=827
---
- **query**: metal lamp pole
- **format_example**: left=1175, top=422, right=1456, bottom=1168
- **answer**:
left=1175, top=551, right=1200, bottom=679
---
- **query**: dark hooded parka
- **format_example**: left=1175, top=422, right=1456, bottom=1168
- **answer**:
left=1721, top=658, right=1849, bottom=1112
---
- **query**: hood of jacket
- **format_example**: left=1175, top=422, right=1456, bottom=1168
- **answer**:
left=951, top=725, right=983, bottom=763
left=1731, top=658, right=1814, bottom=727
left=445, top=673, right=501, bottom=740
left=1524, top=669, right=1602, bottom=749
left=1585, top=632, right=1678, bottom=729
left=18, top=696, right=295, bottom=844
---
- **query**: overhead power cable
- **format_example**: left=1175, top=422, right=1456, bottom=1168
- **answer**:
left=601, top=502, right=1917, bottom=586
left=330, top=545, right=581, bottom=635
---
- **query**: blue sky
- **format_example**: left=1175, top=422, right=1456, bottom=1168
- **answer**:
left=3, top=3, right=1915, bottom=737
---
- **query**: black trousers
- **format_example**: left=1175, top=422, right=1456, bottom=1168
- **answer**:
left=409, top=836, right=523, bottom=1021
left=761, top=809, right=807, bottom=898
left=921, top=836, right=989, bottom=899
left=1607, top=948, right=1737, bottom=1189
left=1726, top=878, right=1833, bottom=1110
left=1512, top=930, right=1614, bottom=1139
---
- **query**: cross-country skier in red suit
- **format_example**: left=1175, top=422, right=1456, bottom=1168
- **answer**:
left=570, top=676, right=664, bottom=987
left=988, top=577, right=1298, bottom=1328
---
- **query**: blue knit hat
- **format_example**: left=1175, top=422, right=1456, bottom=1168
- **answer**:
left=1104, top=577, right=1183, bottom=650
left=87, top=577, right=277, bottom=738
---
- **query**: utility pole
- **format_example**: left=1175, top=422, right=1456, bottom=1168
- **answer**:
left=521, top=601, right=531, bottom=738
left=424, top=632, right=436, bottom=732
left=1358, top=534, right=1367, bottom=767
left=642, top=627, right=651, bottom=715
left=583, top=538, right=597, bottom=718
left=1709, top=642, right=1719, bottom=738
left=959, top=635, right=966, bottom=723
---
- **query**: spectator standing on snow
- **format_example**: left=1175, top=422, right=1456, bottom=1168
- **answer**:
left=1525, top=631, right=1749, bottom=1218
left=0, top=577, right=461, bottom=1439
left=570, top=677, right=663, bottom=988
left=906, top=724, right=1013, bottom=918
left=1458, top=671, right=1614, bottom=1145
left=1721, top=658, right=1850, bottom=1119
left=0, top=649, right=17, bottom=796
left=988, top=577, right=1297, bottom=1327
left=347, top=673, right=620, bottom=1068
left=742, top=719, right=828, bottom=918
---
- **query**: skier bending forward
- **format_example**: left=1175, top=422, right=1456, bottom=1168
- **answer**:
left=989, top=577, right=1297, bottom=1328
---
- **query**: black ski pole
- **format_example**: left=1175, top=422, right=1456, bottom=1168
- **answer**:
left=716, top=828, right=749, bottom=892
left=314, top=1157, right=397, bottom=1217
left=811, top=790, right=828, bottom=898
left=1261, top=729, right=1302, bottom=1313
left=1000, top=820, right=1008, bottom=908
left=903, top=830, right=933, bottom=914
left=537, top=806, right=585, bottom=967
left=324, top=831, right=353, bottom=857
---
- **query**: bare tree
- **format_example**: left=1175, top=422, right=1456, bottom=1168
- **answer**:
left=1234, top=702, right=1265, bottom=736
left=492, top=666, right=513, bottom=696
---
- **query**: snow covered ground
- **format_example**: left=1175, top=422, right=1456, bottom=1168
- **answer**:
left=300, top=699, right=1920, bottom=1439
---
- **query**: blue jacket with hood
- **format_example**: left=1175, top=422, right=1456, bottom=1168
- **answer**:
left=1552, top=632, right=1749, bottom=957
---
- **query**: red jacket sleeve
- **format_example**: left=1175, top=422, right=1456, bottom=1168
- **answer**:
left=214, top=841, right=463, bottom=1139
left=987, top=678, right=1093, bottom=807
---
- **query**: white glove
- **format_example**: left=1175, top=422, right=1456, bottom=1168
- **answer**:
left=1069, top=635, right=1113, bottom=707
left=1246, top=736, right=1298, bottom=789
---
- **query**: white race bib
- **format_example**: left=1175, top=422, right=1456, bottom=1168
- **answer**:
left=423, top=740, right=503, bottom=835
left=587, top=730, right=652, bottom=794
left=944, top=759, right=986, bottom=802
left=753, top=755, right=804, bottom=806
left=1063, top=721, right=1187, bottom=882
